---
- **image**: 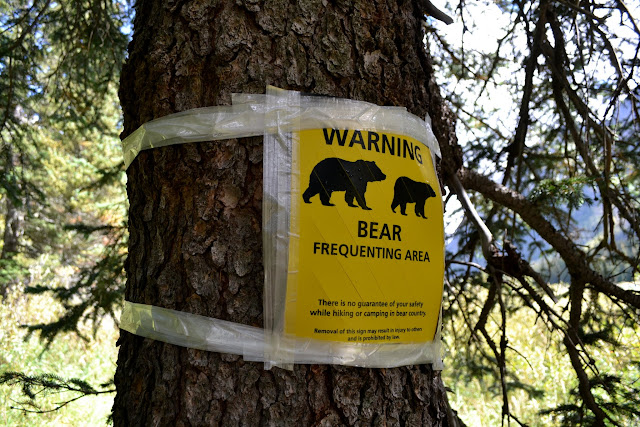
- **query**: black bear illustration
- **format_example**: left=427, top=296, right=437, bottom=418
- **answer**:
left=391, top=176, right=437, bottom=218
left=302, top=158, right=386, bottom=210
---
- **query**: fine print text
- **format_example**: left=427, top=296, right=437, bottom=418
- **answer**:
left=311, top=298, right=427, bottom=342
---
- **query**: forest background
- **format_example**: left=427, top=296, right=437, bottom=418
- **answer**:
left=1, top=0, right=639, bottom=425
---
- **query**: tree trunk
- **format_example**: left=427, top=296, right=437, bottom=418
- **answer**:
left=113, top=0, right=462, bottom=425
left=1, top=144, right=22, bottom=261
left=1, top=198, right=21, bottom=260
left=1, top=145, right=24, bottom=296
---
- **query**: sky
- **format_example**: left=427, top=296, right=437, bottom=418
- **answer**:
left=427, top=0, right=640, bottom=245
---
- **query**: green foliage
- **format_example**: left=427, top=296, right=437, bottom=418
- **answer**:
left=0, top=0, right=130, bottom=262
left=0, top=0, right=128, bottom=420
left=24, top=225, right=127, bottom=346
left=442, top=277, right=640, bottom=426
left=0, top=0, right=129, bottom=316
left=430, top=0, right=640, bottom=423
left=529, top=177, right=597, bottom=210
left=1, top=0, right=639, bottom=425
left=0, top=372, right=113, bottom=407
left=0, top=255, right=28, bottom=290
left=0, top=285, right=117, bottom=425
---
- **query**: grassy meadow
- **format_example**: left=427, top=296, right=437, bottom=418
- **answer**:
left=1, top=263, right=638, bottom=426
left=442, top=283, right=640, bottom=426
left=0, top=260, right=118, bottom=426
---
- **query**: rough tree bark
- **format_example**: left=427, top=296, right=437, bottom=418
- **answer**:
left=113, top=0, right=463, bottom=425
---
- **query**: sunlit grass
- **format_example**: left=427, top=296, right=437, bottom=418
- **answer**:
left=0, top=280, right=118, bottom=426
left=2, top=257, right=638, bottom=426
left=442, top=283, right=640, bottom=426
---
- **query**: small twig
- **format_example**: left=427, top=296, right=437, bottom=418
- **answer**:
left=11, top=389, right=116, bottom=414
left=446, top=260, right=486, bottom=271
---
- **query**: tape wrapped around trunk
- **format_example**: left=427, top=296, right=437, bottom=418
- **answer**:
left=120, top=87, right=445, bottom=370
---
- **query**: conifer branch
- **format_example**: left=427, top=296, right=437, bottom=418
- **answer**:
left=0, top=372, right=115, bottom=414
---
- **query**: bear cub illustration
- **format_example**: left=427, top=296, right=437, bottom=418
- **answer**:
left=391, top=176, right=436, bottom=218
left=303, top=158, right=386, bottom=210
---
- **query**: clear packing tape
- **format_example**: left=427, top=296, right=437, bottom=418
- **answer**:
left=120, top=87, right=444, bottom=370
left=122, top=91, right=440, bottom=169
left=119, top=301, right=443, bottom=369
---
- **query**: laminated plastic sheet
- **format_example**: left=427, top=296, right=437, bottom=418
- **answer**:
left=262, top=87, right=445, bottom=369
left=120, top=87, right=445, bottom=370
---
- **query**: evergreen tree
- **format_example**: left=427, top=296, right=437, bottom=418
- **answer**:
left=427, top=0, right=640, bottom=423
left=2, top=0, right=638, bottom=424
left=0, top=0, right=130, bottom=296
left=112, top=0, right=461, bottom=424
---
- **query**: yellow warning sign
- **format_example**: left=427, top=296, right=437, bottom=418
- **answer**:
left=285, top=128, right=445, bottom=344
